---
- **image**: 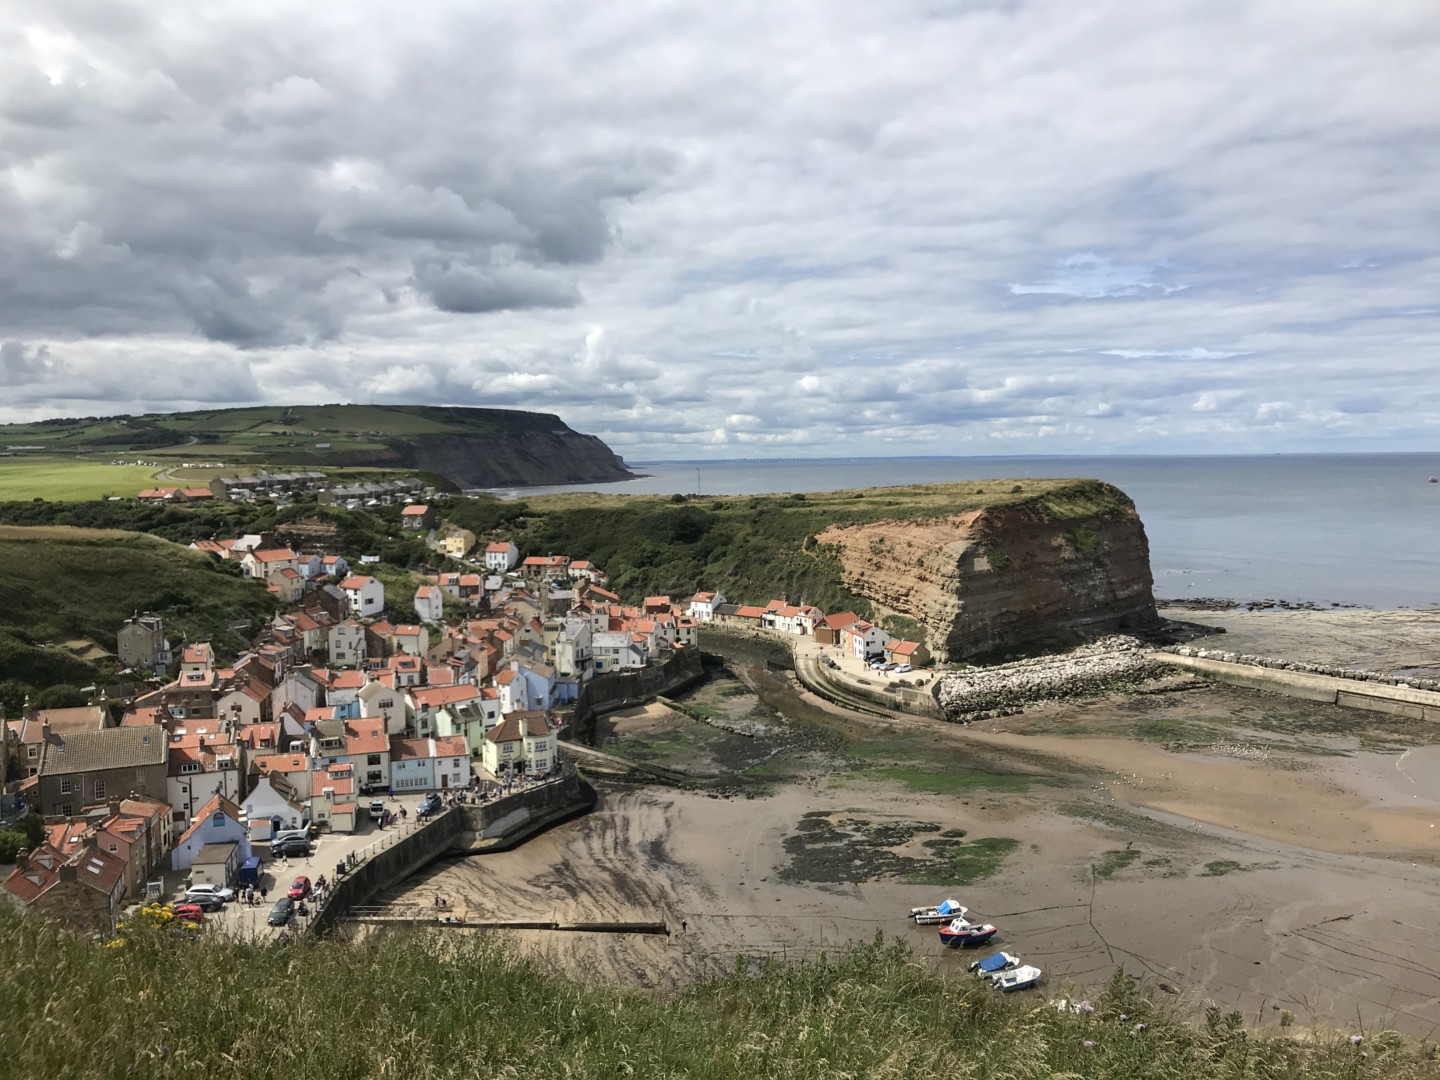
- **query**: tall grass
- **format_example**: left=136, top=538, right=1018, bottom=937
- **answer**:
left=1, top=905, right=1429, bottom=1079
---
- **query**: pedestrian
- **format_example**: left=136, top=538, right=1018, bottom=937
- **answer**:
left=400, top=806, right=407, bottom=821
left=260, top=886, right=269, bottom=903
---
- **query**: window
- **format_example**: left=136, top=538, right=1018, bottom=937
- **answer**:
left=367, top=754, right=382, bottom=766
left=93, top=780, right=106, bottom=799
left=26, top=745, right=37, bottom=759
left=60, top=804, right=73, bottom=816
left=534, top=741, right=548, bottom=751
left=59, top=778, right=73, bottom=795
left=180, top=762, right=201, bottom=775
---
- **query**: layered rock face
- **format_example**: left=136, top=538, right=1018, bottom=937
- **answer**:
left=393, top=428, right=633, bottom=488
left=816, top=488, right=1159, bottom=662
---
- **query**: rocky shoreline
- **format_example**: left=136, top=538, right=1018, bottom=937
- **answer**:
left=934, top=635, right=1166, bottom=721
left=1158, top=597, right=1361, bottom=612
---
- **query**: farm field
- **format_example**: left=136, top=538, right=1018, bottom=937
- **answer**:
left=0, top=457, right=159, bottom=501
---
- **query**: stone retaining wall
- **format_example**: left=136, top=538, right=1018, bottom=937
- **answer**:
left=570, top=649, right=706, bottom=743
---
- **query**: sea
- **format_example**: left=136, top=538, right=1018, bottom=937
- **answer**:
left=483, top=454, right=1440, bottom=611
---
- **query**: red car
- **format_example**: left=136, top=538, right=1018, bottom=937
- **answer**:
left=172, top=903, right=206, bottom=923
left=287, top=875, right=311, bottom=900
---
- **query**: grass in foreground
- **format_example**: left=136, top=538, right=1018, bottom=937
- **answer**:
left=1, top=906, right=1428, bottom=1079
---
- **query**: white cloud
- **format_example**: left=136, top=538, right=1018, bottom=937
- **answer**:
left=0, top=0, right=1438, bottom=457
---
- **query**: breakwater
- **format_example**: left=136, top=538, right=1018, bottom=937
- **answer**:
left=1160, top=644, right=1440, bottom=693
left=933, top=635, right=1165, bottom=721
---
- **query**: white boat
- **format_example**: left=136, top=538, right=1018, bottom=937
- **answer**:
left=910, top=899, right=968, bottom=925
left=991, top=965, right=1043, bottom=992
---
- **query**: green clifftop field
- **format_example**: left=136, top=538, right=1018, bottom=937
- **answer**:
left=0, top=906, right=1419, bottom=1079
left=0, top=403, right=633, bottom=493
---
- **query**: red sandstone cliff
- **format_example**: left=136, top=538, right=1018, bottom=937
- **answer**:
left=816, top=490, right=1158, bottom=662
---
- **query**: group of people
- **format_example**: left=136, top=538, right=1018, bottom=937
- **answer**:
left=239, top=884, right=270, bottom=906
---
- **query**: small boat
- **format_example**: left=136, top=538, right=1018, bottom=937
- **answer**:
left=910, top=899, right=968, bottom=925
left=992, top=965, right=1043, bottom=992
left=969, top=951, right=1021, bottom=976
left=938, top=918, right=998, bottom=948
left=1431, top=477, right=1439, bottom=484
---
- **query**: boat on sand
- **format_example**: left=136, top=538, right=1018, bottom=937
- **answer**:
left=910, top=899, right=968, bottom=925
left=938, top=918, right=998, bottom=948
left=992, top=965, right=1043, bottom=992
left=969, top=951, right=1021, bottom=976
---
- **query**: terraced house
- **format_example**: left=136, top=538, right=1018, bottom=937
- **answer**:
left=34, top=726, right=169, bottom=818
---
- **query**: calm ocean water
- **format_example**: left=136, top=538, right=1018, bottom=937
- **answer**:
left=488, top=455, right=1440, bottom=610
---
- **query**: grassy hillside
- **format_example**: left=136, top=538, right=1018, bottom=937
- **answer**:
left=0, top=527, right=278, bottom=658
left=0, top=404, right=582, bottom=461
left=0, top=907, right=1417, bottom=1079
left=442, top=478, right=1137, bottom=613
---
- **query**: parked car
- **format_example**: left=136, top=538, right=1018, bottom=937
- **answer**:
left=267, top=897, right=295, bottom=926
left=270, top=836, right=312, bottom=859
left=369, top=799, right=387, bottom=824
left=895, top=664, right=912, bottom=674
left=172, top=903, right=206, bottom=923
left=287, top=875, right=311, bottom=900
left=881, top=662, right=899, bottom=671
left=418, top=793, right=443, bottom=817
left=183, top=884, right=235, bottom=909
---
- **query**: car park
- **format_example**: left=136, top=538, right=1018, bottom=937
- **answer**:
left=267, top=897, right=295, bottom=926
left=173, top=903, right=206, bottom=923
left=183, top=884, right=234, bottom=908
left=270, top=836, right=312, bottom=859
left=287, top=875, right=311, bottom=900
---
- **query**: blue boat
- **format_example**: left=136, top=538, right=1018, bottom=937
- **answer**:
left=969, top=951, right=1020, bottom=976
left=938, top=918, right=998, bottom=948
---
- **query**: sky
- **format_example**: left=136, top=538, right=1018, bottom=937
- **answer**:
left=2, top=0, right=1438, bottom=460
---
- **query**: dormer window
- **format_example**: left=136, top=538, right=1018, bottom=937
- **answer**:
left=180, top=762, right=201, bottom=775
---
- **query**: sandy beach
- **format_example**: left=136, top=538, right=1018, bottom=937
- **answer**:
left=385, top=607, right=1440, bottom=1035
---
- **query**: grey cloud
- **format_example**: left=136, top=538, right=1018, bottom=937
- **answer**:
left=2, top=1, right=1439, bottom=457
left=411, top=261, right=582, bottom=315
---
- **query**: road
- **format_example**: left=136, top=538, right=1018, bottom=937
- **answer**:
left=185, top=791, right=439, bottom=940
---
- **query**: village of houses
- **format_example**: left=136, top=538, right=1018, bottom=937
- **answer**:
left=2, top=500, right=930, bottom=937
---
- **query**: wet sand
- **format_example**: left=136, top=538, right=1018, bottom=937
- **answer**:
left=386, top=609, right=1440, bottom=1035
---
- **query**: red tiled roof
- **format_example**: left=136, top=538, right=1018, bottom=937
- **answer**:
left=344, top=718, right=388, bottom=755
left=339, top=575, right=374, bottom=589
left=251, top=548, right=298, bottom=563
left=410, top=685, right=480, bottom=709
left=486, top=711, right=549, bottom=743
left=401, top=504, right=430, bottom=516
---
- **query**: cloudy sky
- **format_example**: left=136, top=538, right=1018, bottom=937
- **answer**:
left=3, top=0, right=1438, bottom=459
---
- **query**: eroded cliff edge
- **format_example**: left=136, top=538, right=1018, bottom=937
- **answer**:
left=815, top=480, right=1159, bottom=662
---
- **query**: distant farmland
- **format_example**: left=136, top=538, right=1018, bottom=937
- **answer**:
left=0, top=457, right=159, bottom=501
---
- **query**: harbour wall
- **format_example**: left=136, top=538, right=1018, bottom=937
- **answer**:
left=1151, top=652, right=1440, bottom=720
left=569, top=648, right=706, bottom=743
left=309, top=771, right=594, bottom=936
